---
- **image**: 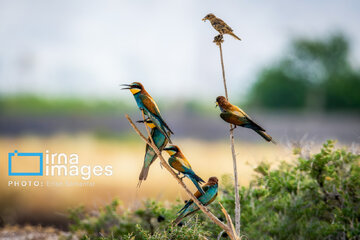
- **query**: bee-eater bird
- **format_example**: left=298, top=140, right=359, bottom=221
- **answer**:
left=173, top=176, right=218, bottom=225
left=164, top=145, right=206, bottom=195
left=137, top=119, right=169, bottom=186
left=216, top=96, right=276, bottom=144
left=121, top=82, right=173, bottom=143
left=202, top=13, right=241, bottom=40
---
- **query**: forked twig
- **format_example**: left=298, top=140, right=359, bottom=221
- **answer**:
left=125, top=114, right=239, bottom=240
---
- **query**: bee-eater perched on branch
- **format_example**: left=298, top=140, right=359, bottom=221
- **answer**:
left=121, top=82, right=173, bottom=143
left=173, top=177, right=218, bottom=225
left=136, top=119, right=169, bottom=187
left=202, top=13, right=241, bottom=41
left=164, top=145, right=206, bottom=195
left=216, top=96, right=276, bottom=144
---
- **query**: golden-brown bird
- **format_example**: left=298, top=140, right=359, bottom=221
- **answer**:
left=164, top=145, right=206, bottom=195
left=121, top=82, right=173, bottom=143
left=216, top=96, right=276, bottom=144
left=202, top=13, right=241, bottom=40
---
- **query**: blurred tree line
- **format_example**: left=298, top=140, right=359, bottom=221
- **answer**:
left=248, top=33, right=360, bottom=112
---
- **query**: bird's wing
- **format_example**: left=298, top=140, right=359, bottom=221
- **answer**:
left=206, top=192, right=218, bottom=206
left=194, top=185, right=210, bottom=198
left=152, top=128, right=167, bottom=149
left=231, top=105, right=266, bottom=131
left=215, top=17, right=233, bottom=31
left=211, top=19, right=225, bottom=32
left=169, top=157, right=185, bottom=172
left=218, top=18, right=231, bottom=28
left=244, top=117, right=266, bottom=131
left=225, top=23, right=233, bottom=32
left=231, top=105, right=249, bottom=118
left=220, top=112, right=247, bottom=126
left=140, top=94, right=161, bottom=117
left=178, top=156, right=192, bottom=170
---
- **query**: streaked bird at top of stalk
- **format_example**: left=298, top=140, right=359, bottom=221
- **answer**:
left=164, top=145, right=206, bottom=195
left=216, top=96, right=276, bottom=144
left=121, top=82, right=173, bottom=143
left=173, top=176, right=218, bottom=225
left=136, top=119, right=169, bottom=187
left=202, top=13, right=241, bottom=40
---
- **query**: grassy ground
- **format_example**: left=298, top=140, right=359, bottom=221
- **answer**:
left=0, top=225, right=72, bottom=240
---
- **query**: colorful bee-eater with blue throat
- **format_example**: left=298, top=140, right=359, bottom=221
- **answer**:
left=164, top=145, right=206, bottom=195
left=173, top=176, right=218, bottom=225
left=137, top=119, right=169, bottom=186
left=216, top=96, right=276, bottom=144
left=121, top=82, right=173, bottom=143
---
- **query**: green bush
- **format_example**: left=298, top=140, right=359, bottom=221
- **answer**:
left=68, top=140, right=360, bottom=239
left=237, top=140, right=360, bottom=239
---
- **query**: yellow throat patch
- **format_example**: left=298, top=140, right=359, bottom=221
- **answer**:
left=130, top=88, right=141, bottom=94
left=165, top=150, right=176, bottom=156
left=146, top=122, right=156, bottom=129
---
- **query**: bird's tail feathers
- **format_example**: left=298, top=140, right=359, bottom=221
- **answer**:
left=139, top=165, right=150, bottom=182
left=177, top=204, right=188, bottom=214
left=193, top=173, right=205, bottom=184
left=230, top=32, right=241, bottom=40
left=255, top=130, right=276, bottom=144
left=156, top=115, right=174, bottom=135
left=173, top=214, right=184, bottom=226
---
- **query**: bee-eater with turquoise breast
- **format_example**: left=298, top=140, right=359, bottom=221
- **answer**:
left=173, top=176, right=218, bottom=225
left=137, top=119, right=169, bottom=186
left=216, top=96, right=276, bottom=144
left=121, top=82, right=173, bottom=143
left=164, top=145, right=206, bottom=195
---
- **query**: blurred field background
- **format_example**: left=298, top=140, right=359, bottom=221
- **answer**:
left=0, top=0, right=360, bottom=232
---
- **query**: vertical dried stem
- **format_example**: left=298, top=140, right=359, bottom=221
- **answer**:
left=218, top=40, right=241, bottom=236
left=219, top=44, right=229, bottom=100
left=125, top=114, right=239, bottom=240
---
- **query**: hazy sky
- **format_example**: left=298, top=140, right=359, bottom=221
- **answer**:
left=0, top=0, right=359, bottom=101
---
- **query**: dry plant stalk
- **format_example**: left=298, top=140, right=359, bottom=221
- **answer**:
left=215, top=35, right=241, bottom=236
left=125, top=113, right=239, bottom=240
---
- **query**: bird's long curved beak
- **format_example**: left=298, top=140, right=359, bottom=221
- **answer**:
left=215, top=102, right=218, bottom=108
left=137, top=119, right=152, bottom=124
left=120, top=84, right=131, bottom=90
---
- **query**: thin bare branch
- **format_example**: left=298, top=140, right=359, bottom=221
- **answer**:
left=219, top=202, right=239, bottom=239
left=217, top=230, right=225, bottom=240
left=218, top=39, right=228, bottom=100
